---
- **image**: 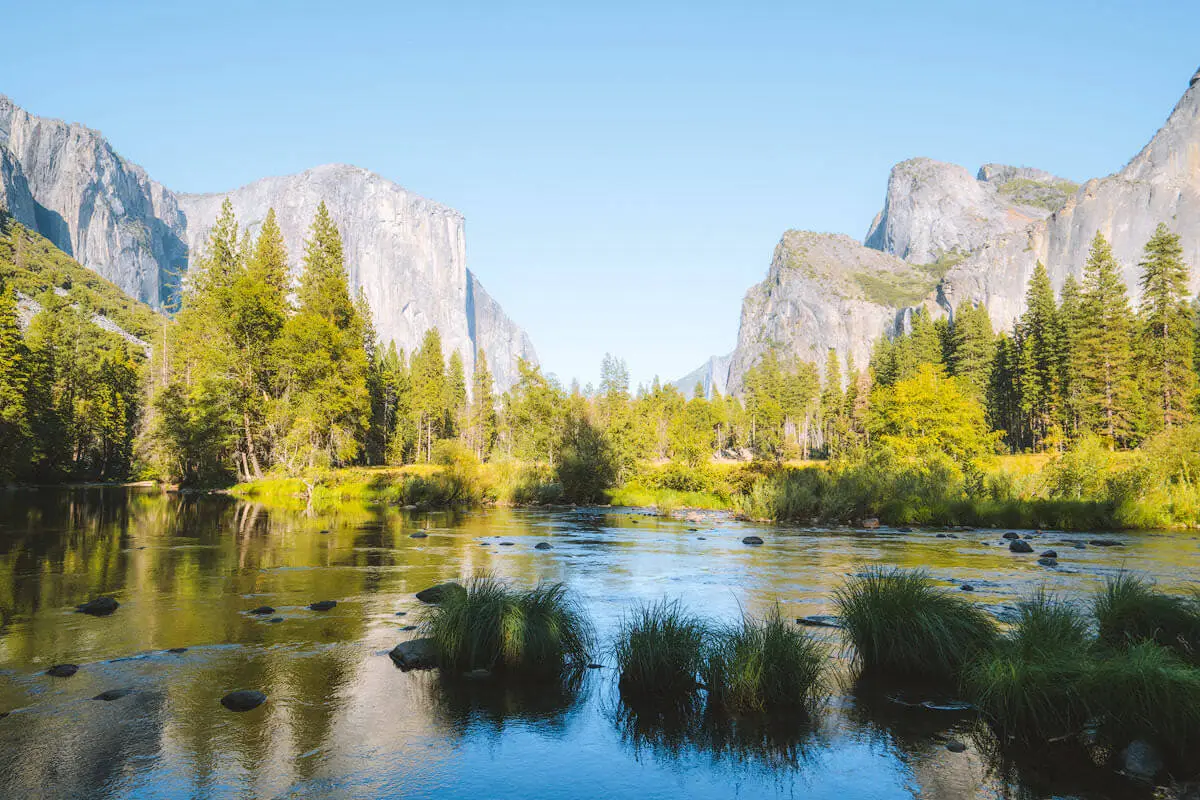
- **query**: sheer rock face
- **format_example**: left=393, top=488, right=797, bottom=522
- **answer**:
left=943, top=74, right=1200, bottom=330
left=723, top=232, right=937, bottom=393
left=671, top=352, right=732, bottom=399
left=176, top=166, right=535, bottom=390
left=688, top=69, right=1200, bottom=394
left=863, top=157, right=1069, bottom=265
left=0, top=95, right=534, bottom=390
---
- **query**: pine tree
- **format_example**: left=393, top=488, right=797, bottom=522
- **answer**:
left=445, top=350, right=467, bottom=438
left=1137, top=223, right=1195, bottom=430
left=0, top=281, right=31, bottom=480
left=947, top=301, right=994, bottom=402
left=1016, top=262, right=1064, bottom=450
left=410, top=328, right=447, bottom=461
left=469, top=348, right=497, bottom=459
left=1075, top=233, right=1142, bottom=446
left=1058, top=274, right=1084, bottom=438
left=820, top=349, right=844, bottom=455
left=987, top=332, right=1020, bottom=449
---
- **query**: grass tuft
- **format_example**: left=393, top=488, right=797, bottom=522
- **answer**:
left=964, top=591, right=1092, bottom=741
left=615, top=600, right=708, bottom=698
left=833, top=567, right=996, bottom=677
left=704, top=605, right=827, bottom=713
left=422, top=576, right=593, bottom=679
left=1093, top=573, right=1200, bottom=662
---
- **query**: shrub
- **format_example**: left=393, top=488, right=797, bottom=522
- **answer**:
left=1094, top=573, right=1200, bottom=662
left=964, top=591, right=1093, bottom=741
left=615, top=600, right=708, bottom=698
left=1085, top=641, right=1200, bottom=758
left=833, top=567, right=996, bottom=677
left=704, top=605, right=827, bottom=713
left=422, top=576, right=593, bottom=679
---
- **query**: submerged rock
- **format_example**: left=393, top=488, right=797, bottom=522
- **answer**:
left=93, top=688, right=135, bottom=702
left=946, top=740, right=967, bottom=753
left=416, top=582, right=465, bottom=604
left=220, top=690, right=267, bottom=712
left=389, top=638, right=437, bottom=671
left=308, top=600, right=337, bottom=611
left=410, top=532, right=428, bottom=539
left=1120, top=739, right=1163, bottom=780
left=269, top=617, right=284, bottom=623
left=534, top=542, right=553, bottom=550
left=797, top=615, right=842, bottom=628
left=960, top=584, right=975, bottom=592
left=1038, top=557, right=1059, bottom=568
left=1040, top=550, right=1058, bottom=558
left=742, top=536, right=764, bottom=545
left=46, top=664, right=78, bottom=678
left=1009, top=540, right=1034, bottom=553
left=76, top=597, right=120, bottom=616
left=249, top=606, right=275, bottom=615
left=1090, top=538, right=1123, bottom=547
left=1002, top=531, right=1020, bottom=540
left=166, top=647, right=188, bottom=654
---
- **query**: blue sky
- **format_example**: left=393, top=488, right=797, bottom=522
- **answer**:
left=2, top=1, right=1197, bottom=388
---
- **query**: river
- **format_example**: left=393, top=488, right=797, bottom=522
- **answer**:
left=0, top=487, right=1195, bottom=799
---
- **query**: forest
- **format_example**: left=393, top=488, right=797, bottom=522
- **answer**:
left=2, top=204, right=1200, bottom=528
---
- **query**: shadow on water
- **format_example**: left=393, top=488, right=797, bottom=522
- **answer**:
left=425, top=669, right=588, bottom=737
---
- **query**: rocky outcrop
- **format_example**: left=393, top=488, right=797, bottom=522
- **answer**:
left=0, top=95, right=534, bottom=389
left=671, top=353, right=731, bottom=398
left=864, top=158, right=1072, bottom=265
left=723, top=232, right=939, bottom=393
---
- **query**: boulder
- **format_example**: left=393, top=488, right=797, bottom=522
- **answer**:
left=410, top=532, right=428, bottom=539
left=249, top=606, right=275, bottom=615
left=46, top=664, right=79, bottom=678
left=415, top=582, right=465, bottom=604
left=93, top=688, right=135, bottom=702
left=742, top=536, right=764, bottom=545
left=1038, top=557, right=1058, bottom=568
left=269, top=617, right=284, bottom=623
left=946, top=740, right=967, bottom=753
left=1002, top=531, right=1019, bottom=540
left=1009, top=540, right=1034, bottom=553
left=76, top=597, right=119, bottom=616
left=534, top=542, right=553, bottom=550
left=220, top=690, right=267, bottom=712
left=308, top=600, right=337, bottom=611
left=960, top=584, right=975, bottom=592
left=1040, top=550, right=1058, bottom=558
left=166, top=647, right=188, bottom=654
left=1089, top=538, right=1123, bottom=547
left=389, top=638, right=438, bottom=671
left=1120, top=739, right=1163, bottom=780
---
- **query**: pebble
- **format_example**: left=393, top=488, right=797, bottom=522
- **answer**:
left=742, top=536, right=764, bottom=545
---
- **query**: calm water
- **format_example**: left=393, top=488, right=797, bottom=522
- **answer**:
left=0, top=488, right=1197, bottom=800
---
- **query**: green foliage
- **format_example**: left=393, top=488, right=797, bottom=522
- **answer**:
left=422, top=576, right=594, bottom=680
left=703, top=605, right=827, bottom=713
left=556, top=403, right=617, bottom=503
left=947, top=301, right=994, bottom=401
left=615, top=600, right=709, bottom=697
left=1016, top=262, right=1065, bottom=450
left=1087, top=642, right=1200, bottom=758
left=996, top=177, right=1079, bottom=211
left=1093, top=574, right=1200, bottom=661
left=833, top=567, right=996, bottom=677
left=964, top=591, right=1092, bottom=742
left=852, top=270, right=940, bottom=307
left=0, top=281, right=31, bottom=479
left=1138, top=223, right=1195, bottom=430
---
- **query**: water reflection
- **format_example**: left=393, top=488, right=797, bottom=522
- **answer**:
left=0, top=488, right=1187, bottom=799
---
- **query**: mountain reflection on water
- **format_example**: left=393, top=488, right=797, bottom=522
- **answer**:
left=0, top=487, right=1192, bottom=799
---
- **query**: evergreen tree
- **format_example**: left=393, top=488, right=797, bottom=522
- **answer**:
left=947, top=301, right=994, bottom=402
left=445, top=350, right=467, bottom=438
left=410, top=328, right=447, bottom=461
left=468, top=348, right=497, bottom=459
left=1015, top=262, right=1064, bottom=450
left=1075, top=233, right=1142, bottom=446
left=987, top=332, right=1020, bottom=449
left=0, top=281, right=31, bottom=480
left=1137, top=223, right=1195, bottom=429
left=820, top=349, right=844, bottom=455
left=1058, top=274, right=1084, bottom=438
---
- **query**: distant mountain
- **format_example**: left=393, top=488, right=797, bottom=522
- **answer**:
left=685, top=66, right=1200, bottom=393
left=0, top=95, right=535, bottom=389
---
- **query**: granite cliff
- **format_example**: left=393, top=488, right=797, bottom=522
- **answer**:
left=697, top=66, right=1200, bottom=394
left=0, top=95, right=535, bottom=389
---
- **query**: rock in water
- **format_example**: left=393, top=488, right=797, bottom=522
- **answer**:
left=742, top=536, right=764, bottom=545
left=1038, top=557, right=1058, bottom=568
left=946, top=740, right=967, bottom=753
left=1002, top=532, right=1020, bottom=540
left=862, top=518, right=880, bottom=529
left=1040, top=550, right=1058, bottom=558
left=46, top=664, right=78, bottom=678
left=308, top=600, right=337, bottom=612
left=1009, top=540, right=1033, bottom=553
left=76, top=597, right=119, bottom=616
left=1120, top=739, right=1163, bottom=780
left=797, top=615, right=842, bottom=628
left=960, top=584, right=975, bottom=592
left=93, top=688, right=135, bottom=702
left=249, top=606, right=275, bottom=615
left=534, top=542, right=553, bottom=550
left=166, top=647, right=188, bottom=654
left=409, top=532, right=428, bottom=539
left=220, top=690, right=267, bottom=712
left=1089, top=539, right=1122, bottom=547
left=389, top=638, right=437, bottom=671
left=416, top=583, right=465, bottom=604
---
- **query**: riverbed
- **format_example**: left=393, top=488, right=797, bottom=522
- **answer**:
left=0, top=487, right=1196, bottom=799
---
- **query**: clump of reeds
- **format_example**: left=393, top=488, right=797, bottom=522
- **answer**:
left=1093, top=573, right=1200, bottom=662
left=614, top=599, right=708, bottom=697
